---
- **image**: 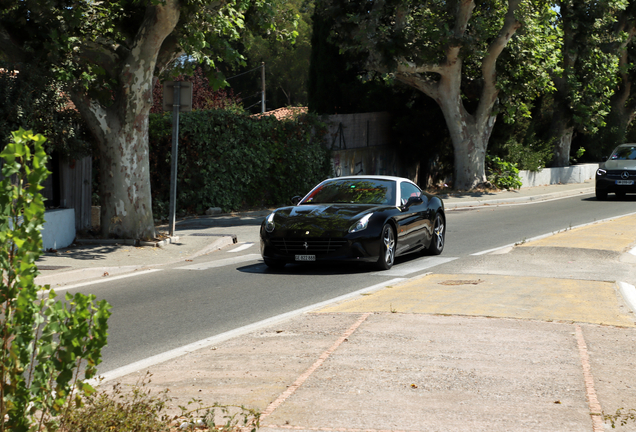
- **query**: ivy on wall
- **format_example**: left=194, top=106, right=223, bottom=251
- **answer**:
left=149, top=110, right=332, bottom=217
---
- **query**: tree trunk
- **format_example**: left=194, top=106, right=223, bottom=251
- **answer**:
left=70, top=2, right=180, bottom=239
left=98, top=111, right=155, bottom=239
left=553, top=126, right=574, bottom=167
left=550, top=104, right=574, bottom=167
left=435, top=69, right=495, bottom=190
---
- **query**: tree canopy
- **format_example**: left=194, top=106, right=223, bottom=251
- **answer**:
left=548, top=0, right=626, bottom=166
left=0, top=0, right=294, bottom=238
left=319, top=0, right=560, bottom=190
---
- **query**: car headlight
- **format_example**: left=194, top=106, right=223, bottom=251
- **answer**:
left=596, top=168, right=607, bottom=176
left=265, top=212, right=276, bottom=233
left=349, top=213, right=373, bottom=233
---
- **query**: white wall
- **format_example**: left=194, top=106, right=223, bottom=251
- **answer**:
left=519, top=163, right=598, bottom=188
left=41, top=209, right=75, bottom=250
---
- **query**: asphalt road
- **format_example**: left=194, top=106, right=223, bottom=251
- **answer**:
left=66, top=192, right=636, bottom=374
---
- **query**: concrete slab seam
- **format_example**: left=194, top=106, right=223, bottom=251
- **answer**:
left=471, top=210, right=636, bottom=256
left=617, top=282, right=636, bottom=314
left=260, top=312, right=372, bottom=422
left=575, top=325, right=604, bottom=432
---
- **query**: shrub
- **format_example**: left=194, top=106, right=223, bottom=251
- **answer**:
left=0, top=128, right=111, bottom=432
left=498, top=136, right=554, bottom=172
left=149, top=109, right=331, bottom=218
left=486, top=155, right=522, bottom=190
left=59, top=374, right=260, bottom=432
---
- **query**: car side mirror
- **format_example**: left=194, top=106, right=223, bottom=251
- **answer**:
left=401, top=196, right=423, bottom=210
left=291, top=196, right=302, bottom=205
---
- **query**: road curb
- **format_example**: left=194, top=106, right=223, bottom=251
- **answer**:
left=186, top=234, right=237, bottom=259
left=36, top=235, right=237, bottom=287
left=75, top=236, right=180, bottom=248
left=35, top=265, right=156, bottom=287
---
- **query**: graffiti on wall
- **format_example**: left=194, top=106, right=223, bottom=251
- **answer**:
left=332, top=147, right=406, bottom=178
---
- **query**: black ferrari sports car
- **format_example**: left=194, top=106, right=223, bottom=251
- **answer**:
left=260, top=176, right=446, bottom=270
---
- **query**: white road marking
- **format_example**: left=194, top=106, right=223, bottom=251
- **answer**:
left=175, top=254, right=262, bottom=270
left=373, top=256, right=457, bottom=276
left=229, top=242, right=255, bottom=253
left=43, top=269, right=163, bottom=293
left=629, top=247, right=636, bottom=256
left=93, top=277, right=406, bottom=384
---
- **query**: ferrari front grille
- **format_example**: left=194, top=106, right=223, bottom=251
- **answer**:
left=271, top=238, right=347, bottom=255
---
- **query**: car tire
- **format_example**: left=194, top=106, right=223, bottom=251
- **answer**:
left=426, top=213, right=445, bottom=255
left=376, top=224, right=396, bottom=270
left=596, top=189, right=608, bottom=201
left=264, top=258, right=286, bottom=270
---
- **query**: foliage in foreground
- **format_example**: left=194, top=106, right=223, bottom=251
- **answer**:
left=149, top=109, right=332, bottom=217
left=60, top=374, right=260, bottom=432
left=486, top=156, right=522, bottom=191
left=0, top=129, right=111, bottom=432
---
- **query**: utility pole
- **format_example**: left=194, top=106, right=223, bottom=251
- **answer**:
left=261, top=62, right=266, bottom=114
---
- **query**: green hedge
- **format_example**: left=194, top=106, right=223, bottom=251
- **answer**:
left=149, top=110, right=332, bottom=217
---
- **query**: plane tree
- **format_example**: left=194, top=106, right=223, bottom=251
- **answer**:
left=549, top=0, right=627, bottom=166
left=321, top=0, right=559, bottom=190
left=597, top=2, right=636, bottom=154
left=0, top=0, right=290, bottom=239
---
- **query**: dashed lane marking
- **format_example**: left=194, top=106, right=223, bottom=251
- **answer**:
left=228, top=242, right=255, bottom=253
left=175, top=254, right=262, bottom=270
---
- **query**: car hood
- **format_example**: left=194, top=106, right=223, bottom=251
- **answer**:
left=603, top=160, right=636, bottom=170
left=272, top=204, right=380, bottom=235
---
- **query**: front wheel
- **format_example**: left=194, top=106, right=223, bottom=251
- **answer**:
left=376, top=224, right=396, bottom=270
left=426, top=213, right=445, bottom=255
left=596, top=189, right=608, bottom=201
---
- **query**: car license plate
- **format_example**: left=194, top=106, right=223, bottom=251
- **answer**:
left=295, top=254, right=316, bottom=262
left=616, top=180, right=634, bottom=185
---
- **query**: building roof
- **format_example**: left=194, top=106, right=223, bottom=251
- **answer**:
left=254, top=107, right=308, bottom=120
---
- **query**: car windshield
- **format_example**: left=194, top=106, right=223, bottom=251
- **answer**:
left=611, top=146, right=636, bottom=160
left=301, top=179, right=396, bottom=205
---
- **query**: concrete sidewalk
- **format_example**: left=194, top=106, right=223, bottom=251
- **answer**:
left=31, top=180, right=636, bottom=431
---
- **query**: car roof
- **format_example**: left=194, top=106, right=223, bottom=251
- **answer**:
left=325, top=175, right=414, bottom=183
left=614, top=143, right=636, bottom=149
